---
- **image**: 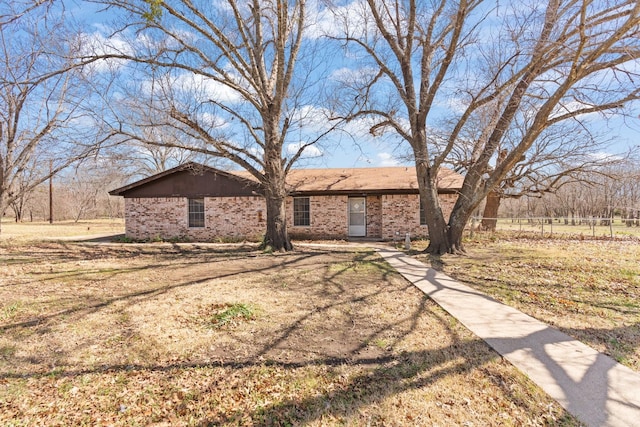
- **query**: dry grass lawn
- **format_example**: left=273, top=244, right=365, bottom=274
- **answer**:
left=0, top=218, right=124, bottom=242
left=0, top=239, right=578, bottom=426
left=415, top=233, right=640, bottom=372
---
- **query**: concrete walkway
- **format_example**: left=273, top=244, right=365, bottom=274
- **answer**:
left=377, top=248, right=640, bottom=427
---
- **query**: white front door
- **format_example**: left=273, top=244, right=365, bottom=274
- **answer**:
left=348, top=197, right=366, bottom=237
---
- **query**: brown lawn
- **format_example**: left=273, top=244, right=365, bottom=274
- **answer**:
left=0, top=240, right=578, bottom=426
left=415, top=234, right=640, bottom=372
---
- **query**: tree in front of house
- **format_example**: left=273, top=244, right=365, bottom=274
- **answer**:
left=92, top=0, right=336, bottom=251
left=332, top=0, right=640, bottom=253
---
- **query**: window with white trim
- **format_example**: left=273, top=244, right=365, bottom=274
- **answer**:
left=188, top=198, right=205, bottom=227
left=293, top=197, right=310, bottom=226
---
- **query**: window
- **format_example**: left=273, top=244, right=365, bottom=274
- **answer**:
left=188, top=198, right=205, bottom=227
left=419, top=197, right=427, bottom=225
left=293, top=197, right=310, bottom=226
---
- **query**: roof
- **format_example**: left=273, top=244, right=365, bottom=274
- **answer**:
left=108, top=163, right=261, bottom=197
left=110, top=162, right=463, bottom=197
left=287, top=166, right=462, bottom=195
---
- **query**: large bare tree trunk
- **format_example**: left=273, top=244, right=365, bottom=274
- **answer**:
left=447, top=209, right=471, bottom=253
left=262, top=147, right=292, bottom=251
left=263, top=189, right=292, bottom=252
left=261, top=125, right=293, bottom=252
left=480, top=190, right=501, bottom=231
left=481, top=149, right=507, bottom=231
left=416, top=161, right=454, bottom=254
left=0, top=192, right=4, bottom=235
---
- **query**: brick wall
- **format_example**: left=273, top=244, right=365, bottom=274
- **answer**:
left=124, top=197, right=186, bottom=240
left=287, top=195, right=387, bottom=239
left=287, top=195, right=348, bottom=239
left=366, top=196, right=383, bottom=238
left=124, top=192, right=457, bottom=241
left=379, top=193, right=458, bottom=240
left=124, top=196, right=266, bottom=241
left=439, top=193, right=457, bottom=223
left=380, top=194, right=426, bottom=240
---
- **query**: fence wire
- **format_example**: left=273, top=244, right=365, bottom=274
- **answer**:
left=469, top=216, right=640, bottom=239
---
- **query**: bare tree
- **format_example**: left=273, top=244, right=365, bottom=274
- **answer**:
left=59, top=159, right=127, bottom=222
left=92, top=0, right=336, bottom=251
left=477, top=123, right=628, bottom=231
left=333, top=0, right=640, bottom=253
left=0, top=0, right=53, bottom=26
left=8, top=157, right=40, bottom=222
left=0, top=4, right=106, bottom=234
left=122, top=125, right=213, bottom=179
left=17, top=157, right=128, bottom=222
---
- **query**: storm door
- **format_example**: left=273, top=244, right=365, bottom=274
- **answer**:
left=348, top=197, right=366, bottom=237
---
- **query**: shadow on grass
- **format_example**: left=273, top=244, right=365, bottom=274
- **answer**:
left=560, top=324, right=640, bottom=370
left=0, top=243, right=583, bottom=425
left=0, top=244, right=360, bottom=332
left=0, top=305, right=576, bottom=425
left=381, top=247, right=640, bottom=427
left=422, top=246, right=640, bottom=371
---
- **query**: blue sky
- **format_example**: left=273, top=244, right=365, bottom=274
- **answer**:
left=61, top=0, right=639, bottom=171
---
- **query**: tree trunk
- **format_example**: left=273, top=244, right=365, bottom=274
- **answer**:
left=480, top=190, right=501, bottom=231
left=262, top=189, right=292, bottom=252
left=261, top=133, right=293, bottom=252
left=447, top=210, right=470, bottom=253
left=0, top=191, right=4, bottom=236
left=415, top=162, right=454, bottom=254
left=12, top=202, right=23, bottom=222
left=424, top=191, right=451, bottom=254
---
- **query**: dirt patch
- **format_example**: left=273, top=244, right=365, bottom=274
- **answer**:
left=0, top=242, right=577, bottom=425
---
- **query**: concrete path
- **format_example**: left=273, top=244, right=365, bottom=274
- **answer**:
left=377, top=248, right=640, bottom=427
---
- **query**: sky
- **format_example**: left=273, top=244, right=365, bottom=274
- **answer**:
left=57, top=0, right=640, bottom=171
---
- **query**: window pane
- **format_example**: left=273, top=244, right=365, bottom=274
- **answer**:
left=293, top=197, right=310, bottom=226
left=189, top=198, right=205, bottom=228
left=349, top=213, right=365, bottom=225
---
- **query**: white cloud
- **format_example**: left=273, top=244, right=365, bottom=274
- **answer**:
left=342, top=116, right=378, bottom=138
left=306, top=0, right=371, bottom=39
left=174, top=73, right=242, bottom=103
left=549, top=100, right=604, bottom=121
left=290, top=105, right=333, bottom=132
left=286, top=142, right=323, bottom=158
left=248, top=146, right=264, bottom=159
left=329, top=66, right=379, bottom=84
left=79, top=31, right=134, bottom=73
left=376, top=152, right=401, bottom=167
left=342, top=114, right=411, bottom=139
left=442, top=97, right=470, bottom=115
left=198, top=112, right=230, bottom=130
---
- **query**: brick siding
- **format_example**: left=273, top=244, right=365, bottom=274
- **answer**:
left=366, top=196, right=383, bottom=238
left=124, top=193, right=457, bottom=241
left=287, top=195, right=348, bottom=239
left=124, top=196, right=266, bottom=241
left=379, top=193, right=457, bottom=240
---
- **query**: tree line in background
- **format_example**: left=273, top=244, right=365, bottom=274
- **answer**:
left=2, top=143, right=212, bottom=223
left=500, top=159, right=640, bottom=227
left=1, top=0, right=639, bottom=252
left=7, top=155, right=640, bottom=232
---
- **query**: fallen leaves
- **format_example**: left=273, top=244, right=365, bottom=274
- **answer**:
left=436, top=237, right=640, bottom=370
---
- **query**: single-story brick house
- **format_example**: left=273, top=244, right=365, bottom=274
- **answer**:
left=109, top=162, right=463, bottom=241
